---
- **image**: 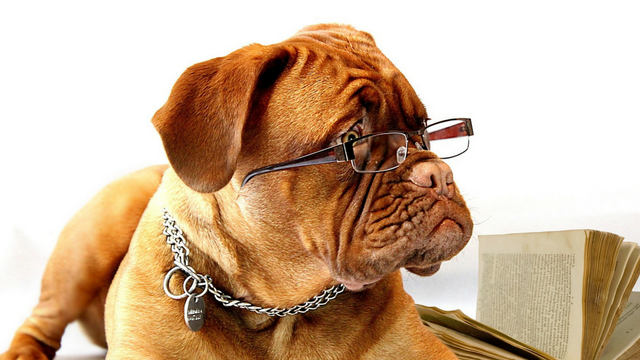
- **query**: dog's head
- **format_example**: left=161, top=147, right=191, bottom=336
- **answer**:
left=152, top=24, right=473, bottom=293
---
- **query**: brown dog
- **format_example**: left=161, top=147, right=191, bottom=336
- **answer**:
left=2, top=24, right=473, bottom=359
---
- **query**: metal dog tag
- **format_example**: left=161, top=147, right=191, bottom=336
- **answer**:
left=184, top=295, right=206, bottom=331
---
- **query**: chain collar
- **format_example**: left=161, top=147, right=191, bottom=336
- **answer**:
left=161, top=208, right=346, bottom=329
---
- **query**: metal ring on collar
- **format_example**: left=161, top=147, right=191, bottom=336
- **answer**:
left=183, top=274, right=208, bottom=298
left=163, top=266, right=196, bottom=300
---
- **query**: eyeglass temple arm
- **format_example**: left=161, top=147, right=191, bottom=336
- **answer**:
left=428, top=118, right=474, bottom=141
left=241, top=143, right=349, bottom=188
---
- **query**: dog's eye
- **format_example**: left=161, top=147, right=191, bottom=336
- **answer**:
left=339, top=122, right=364, bottom=144
left=342, top=130, right=360, bottom=143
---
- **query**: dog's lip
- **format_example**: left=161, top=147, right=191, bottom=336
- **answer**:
left=426, top=217, right=462, bottom=242
left=401, top=217, right=467, bottom=273
left=404, top=263, right=442, bottom=276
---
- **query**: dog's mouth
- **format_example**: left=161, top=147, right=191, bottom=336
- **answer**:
left=332, top=189, right=472, bottom=291
left=402, top=218, right=464, bottom=275
left=392, top=215, right=470, bottom=275
left=405, top=263, right=442, bottom=276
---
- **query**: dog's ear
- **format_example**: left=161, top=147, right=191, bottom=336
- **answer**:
left=152, top=45, right=291, bottom=193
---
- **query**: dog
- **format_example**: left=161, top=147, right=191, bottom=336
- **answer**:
left=2, top=24, right=473, bottom=359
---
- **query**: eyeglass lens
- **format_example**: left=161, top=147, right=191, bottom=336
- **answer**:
left=427, top=119, right=471, bottom=159
left=351, top=133, right=407, bottom=172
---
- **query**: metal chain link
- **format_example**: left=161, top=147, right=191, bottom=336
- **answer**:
left=162, top=208, right=346, bottom=317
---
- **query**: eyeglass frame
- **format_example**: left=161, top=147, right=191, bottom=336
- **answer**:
left=241, top=118, right=473, bottom=188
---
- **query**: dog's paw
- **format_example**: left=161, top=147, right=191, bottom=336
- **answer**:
left=0, top=334, right=56, bottom=360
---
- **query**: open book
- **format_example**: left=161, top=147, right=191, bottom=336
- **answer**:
left=418, top=305, right=557, bottom=360
left=419, top=230, right=640, bottom=360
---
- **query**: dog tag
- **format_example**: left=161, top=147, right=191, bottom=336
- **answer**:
left=184, top=295, right=206, bottom=331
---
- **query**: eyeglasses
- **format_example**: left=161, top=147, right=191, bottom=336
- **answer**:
left=241, top=118, right=473, bottom=187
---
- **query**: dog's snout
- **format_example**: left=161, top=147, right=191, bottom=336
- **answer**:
left=408, top=161, right=454, bottom=197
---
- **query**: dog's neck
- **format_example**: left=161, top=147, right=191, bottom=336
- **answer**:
left=160, top=170, right=339, bottom=313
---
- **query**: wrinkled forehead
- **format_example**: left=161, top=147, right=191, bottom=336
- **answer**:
left=272, top=26, right=427, bottom=138
left=289, top=24, right=392, bottom=74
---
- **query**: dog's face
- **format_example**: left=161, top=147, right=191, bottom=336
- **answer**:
left=153, top=24, right=473, bottom=294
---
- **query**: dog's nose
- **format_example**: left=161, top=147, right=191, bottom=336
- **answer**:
left=408, top=161, right=454, bottom=198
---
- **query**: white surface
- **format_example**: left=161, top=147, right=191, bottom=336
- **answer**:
left=1, top=1, right=639, bottom=356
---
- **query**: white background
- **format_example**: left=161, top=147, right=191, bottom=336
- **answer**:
left=1, top=1, right=638, bottom=357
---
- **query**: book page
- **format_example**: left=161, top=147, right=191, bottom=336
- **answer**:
left=477, top=230, right=587, bottom=360
left=600, top=292, right=640, bottom=360
left=595, top=244, right=640, bottom=357
left=417, top=305, right=556, bottom=360
left=581, top=230, right=624, bottom=359
left=424, top=321, right=529, bottom=360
